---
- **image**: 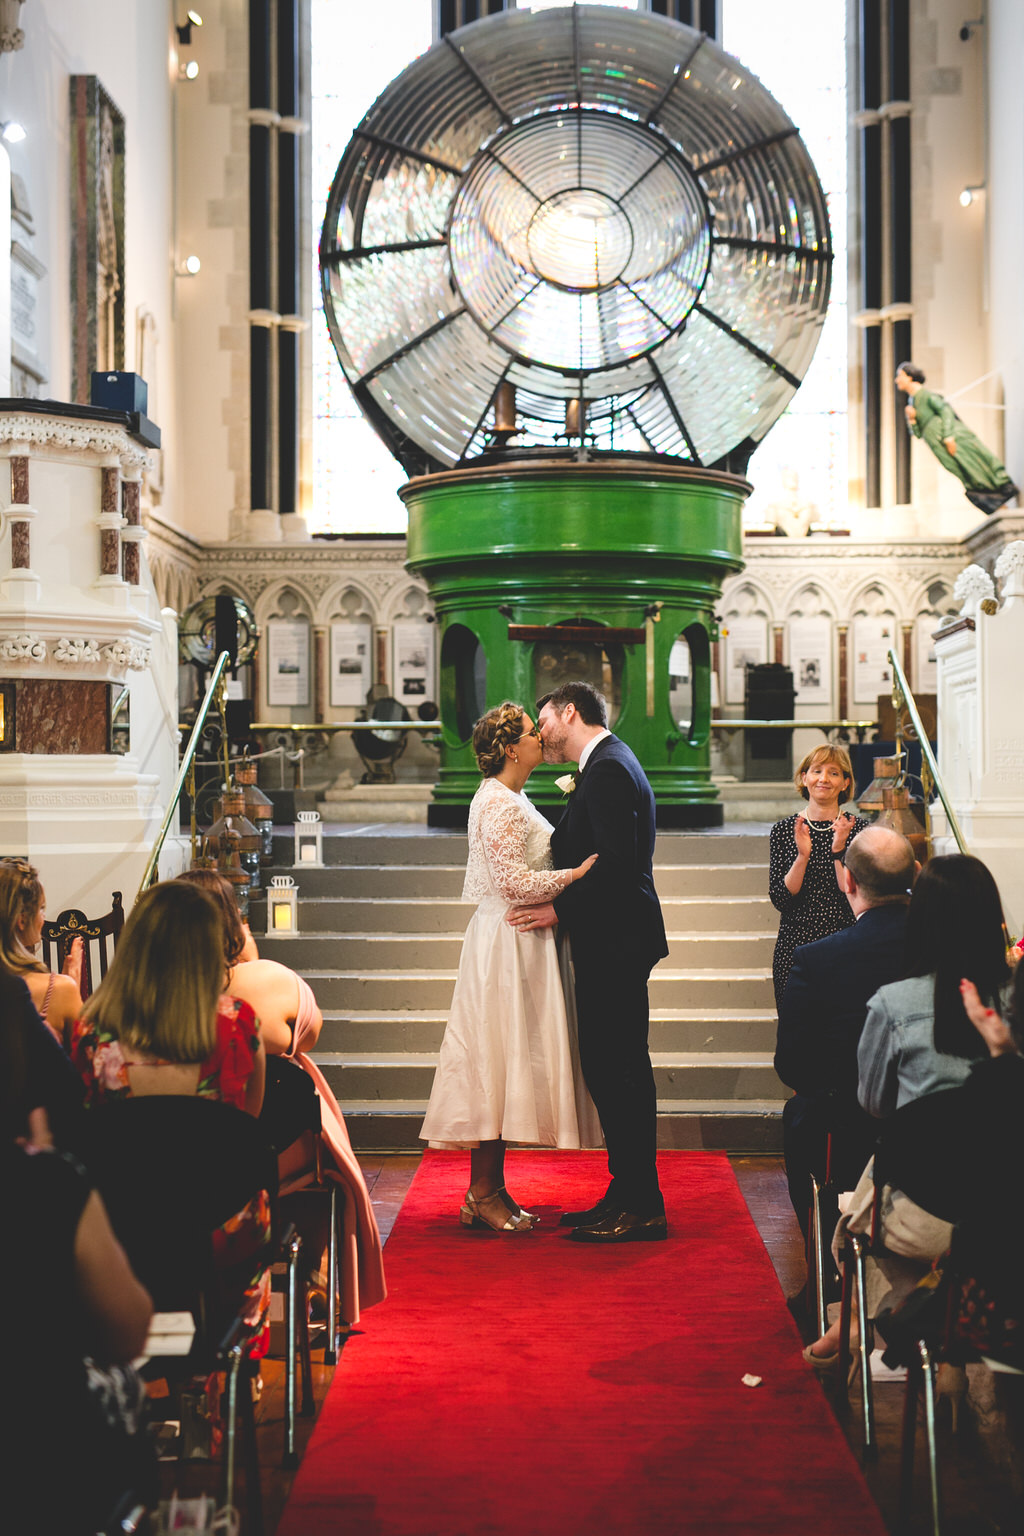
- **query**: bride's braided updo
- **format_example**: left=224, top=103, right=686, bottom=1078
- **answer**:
left=473, top=701, right=525, bottom=777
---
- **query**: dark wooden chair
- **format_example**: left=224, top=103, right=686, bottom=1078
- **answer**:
left=41, top=891, right=124, bottom=1000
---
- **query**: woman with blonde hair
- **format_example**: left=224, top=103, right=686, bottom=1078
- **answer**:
left=768, top=744, right=869, bottom=1013
left=72, top=881, right=264, bottom=1115
left=0, top=857, right=84, bottom=1043
left=71, top=880, right=271, bottom=1349
left=420, top=701, right=600, bottom=1232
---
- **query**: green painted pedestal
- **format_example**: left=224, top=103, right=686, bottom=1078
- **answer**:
left=402, top=455, right=748, bottom=827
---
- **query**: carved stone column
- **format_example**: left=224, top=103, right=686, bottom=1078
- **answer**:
left=837, top=624, right=849, bottom=719
left=901, top=621, right=914, bottom=688
left=314, top=625, right=327, bottom=722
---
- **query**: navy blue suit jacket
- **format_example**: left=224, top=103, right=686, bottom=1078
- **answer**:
left=775, top=902, right=909, bottom=1102
left=550, top=734, right=667, bottom=973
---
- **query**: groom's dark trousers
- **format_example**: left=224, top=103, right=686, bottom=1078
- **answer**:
left=551, top=735, right=668, bottom=1216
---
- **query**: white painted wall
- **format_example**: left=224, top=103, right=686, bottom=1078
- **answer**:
left=0, top=0, right=179, bottom=509
left=987, top=0, right=1024, bottom=502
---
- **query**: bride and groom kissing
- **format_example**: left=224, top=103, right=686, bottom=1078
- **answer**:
left=420, top=681, right=668, bottom=1244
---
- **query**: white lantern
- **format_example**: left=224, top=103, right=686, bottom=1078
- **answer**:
left=293, top=810, right=324, bottom=867
left=267, top=874, right=299, bottom=935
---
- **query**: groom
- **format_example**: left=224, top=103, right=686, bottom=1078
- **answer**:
left=510, top=681, right=668, bottom=1242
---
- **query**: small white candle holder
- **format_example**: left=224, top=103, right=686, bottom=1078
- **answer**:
left=293, top=809, right=324, bottom=868
left=267, top=874, right=299, bottom=935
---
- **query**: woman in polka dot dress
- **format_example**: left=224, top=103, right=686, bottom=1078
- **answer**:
left=768, top=745, right=869, bottom=1014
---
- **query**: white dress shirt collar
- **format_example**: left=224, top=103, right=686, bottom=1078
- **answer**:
left=578, top=729, right=611, bottom=772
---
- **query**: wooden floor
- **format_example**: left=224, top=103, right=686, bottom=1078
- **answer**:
left=160, top=1154, right=1023, bottom=1535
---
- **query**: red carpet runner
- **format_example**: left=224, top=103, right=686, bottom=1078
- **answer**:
left=279, top=1151, right=886, bottom=1535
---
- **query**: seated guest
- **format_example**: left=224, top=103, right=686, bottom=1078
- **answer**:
left=0, top=968, right=85, bottom=1145
left=71, top=881, right=272, bottom=1347
left=72, top=881, right=265, bottom=1116
left=775, top=825, right=916, bottom=1241
left=0, top=855, right=84, bottom=1043
left=956, top=972, right=1024, bottom=1371
left=175, top=868, right=387, bottom=1324
left=803, top=853, right=1010, bottom=1372
left=2, top=988, right=154, bottom=1534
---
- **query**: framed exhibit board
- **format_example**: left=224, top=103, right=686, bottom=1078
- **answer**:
left=915, top=614, right=939, bottom=695
left=266, top=618, right=310, bottom=708
left=330, top=622, right=373, bottom=708
left=789, top=617, right=832, bottom=707
left=852, top=616, right=896, bottom=705
left=724, top=617, right=768, bottom=705
left=392, top=621, right=435, bottom=706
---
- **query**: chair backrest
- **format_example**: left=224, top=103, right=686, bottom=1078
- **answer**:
left=259, top=1054, right=322, bottom=1153
left=77, top=1096, right=279, bottom=1317
left=41, top=892, right=125, bottom=1000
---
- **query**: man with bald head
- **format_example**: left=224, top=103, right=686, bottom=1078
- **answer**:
left=774, top=824, right=917, bottom=1249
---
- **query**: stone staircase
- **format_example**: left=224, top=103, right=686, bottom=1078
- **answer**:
left=256, top=826, right=785, bottom=1153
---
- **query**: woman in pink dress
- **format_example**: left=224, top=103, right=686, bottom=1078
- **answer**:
left=176, top=868, right=386, bottom=1326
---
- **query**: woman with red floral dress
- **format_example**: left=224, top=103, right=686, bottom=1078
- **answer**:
left=71, top=881, right=273, bottom=1353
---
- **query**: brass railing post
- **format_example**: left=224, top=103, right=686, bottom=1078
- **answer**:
left=137, top=651, right=232, bottom=901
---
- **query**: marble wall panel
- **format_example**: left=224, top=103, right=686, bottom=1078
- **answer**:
left=14, top=680, right=109, bottom=753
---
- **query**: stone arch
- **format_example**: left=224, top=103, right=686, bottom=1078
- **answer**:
left=721, top=578, right=773, bottom=622
left=319, top=580, right=375, bottom=627
left=783, top=580, right=836, bottom=620
left=847, top=579, right=901, bottom=621
left=255, top=581, right=314, bottom=628
left=382, top=581, right=434, bottom=627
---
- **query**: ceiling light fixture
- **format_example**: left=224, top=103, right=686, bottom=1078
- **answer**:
left=0, top=120, right=26, bottom=145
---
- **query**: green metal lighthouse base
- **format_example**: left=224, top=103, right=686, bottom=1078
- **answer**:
left=402, top=454, right=748, bottom=828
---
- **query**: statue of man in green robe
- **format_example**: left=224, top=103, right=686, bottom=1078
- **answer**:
left=895, top=362, right=1018, bottom=515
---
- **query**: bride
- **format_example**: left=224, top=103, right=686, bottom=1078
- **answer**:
left=420, top=701, right=601, bottom=1232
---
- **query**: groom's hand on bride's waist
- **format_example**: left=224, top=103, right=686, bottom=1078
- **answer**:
left=507, top=902, right=558, bottom=932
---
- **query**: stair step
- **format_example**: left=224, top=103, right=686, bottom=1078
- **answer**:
left=253, top=861, right=769, bottom=901
left=339, top=1102, right=784, bottom=1154
left=314, top=1053, right=783, bottom=1102
left=271, top=829, right=770, bottom=869
left=318, top=1008, right=781, bottom=1054
left=261, top=893, right=777, bottom=934
left=299, top=969, right=774, bottom=1011
left=261, top=931, right=777, bottom=968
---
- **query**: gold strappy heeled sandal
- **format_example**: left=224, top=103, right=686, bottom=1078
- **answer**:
left=459, top=1189, right=536, bottom=1233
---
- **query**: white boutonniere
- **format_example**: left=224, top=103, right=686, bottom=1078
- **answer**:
left=555, top=774, right=576, bottom=795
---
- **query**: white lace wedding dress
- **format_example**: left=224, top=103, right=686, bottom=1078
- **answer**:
left=420, top=776, right=602, bottom=1149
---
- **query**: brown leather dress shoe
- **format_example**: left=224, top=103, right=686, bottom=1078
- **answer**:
left=568, top=1209, right=668, bottom=1243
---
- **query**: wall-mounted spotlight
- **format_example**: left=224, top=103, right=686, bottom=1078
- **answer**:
left=0, top=120, right=26, bottom=145
left=176, top=255, right=202, bottom=277
left=958, top=17, right=983, bottom=41
left=176, top=10, right=203, bottom=45
left=959, top=183, right=985, bottom=207
left=178, top=58, right=200, bottom=81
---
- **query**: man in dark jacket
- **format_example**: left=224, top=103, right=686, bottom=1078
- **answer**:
left=775, top=823, right=917, bottom=1240
left=509, top=681, right=668, bottom=1242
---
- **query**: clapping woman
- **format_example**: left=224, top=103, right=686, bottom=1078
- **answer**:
left=420, top=702, right=600, bottom=1231
left=768, top=745, right=868, bottom=1013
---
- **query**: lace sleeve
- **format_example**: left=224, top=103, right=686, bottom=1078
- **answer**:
left=480, top=794, right=573, bottom=904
